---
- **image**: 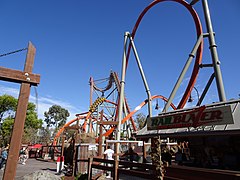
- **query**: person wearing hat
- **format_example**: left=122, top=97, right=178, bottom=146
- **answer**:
left=0, top=148, right=8, bottom=170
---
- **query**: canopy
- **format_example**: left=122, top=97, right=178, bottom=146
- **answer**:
left=29, top=144, right=42, bottom=149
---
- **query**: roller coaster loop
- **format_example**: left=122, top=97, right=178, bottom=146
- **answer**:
left=126, top=0, right=203, bottom=109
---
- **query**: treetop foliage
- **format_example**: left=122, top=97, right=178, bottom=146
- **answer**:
left=135, top=113, right=147, bottom=130
left=0, top=94, right=17, bottom=122
left=0, top=94, right=42, bottom=146
left=44, top=104, right=70, bottom=128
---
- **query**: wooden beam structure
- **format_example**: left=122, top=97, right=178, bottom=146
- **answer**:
left=97, top=121, right=118, bottom=126
left=0, top=66, right=40, bottom=85
left=1, top=42, right=40, bottom=180
left=65, top=125, right=81, bottom=130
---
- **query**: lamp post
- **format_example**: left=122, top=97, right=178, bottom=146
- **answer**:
left=188, top=87, right=200, bottom=105
left=155, top=99, right=159, bottom=110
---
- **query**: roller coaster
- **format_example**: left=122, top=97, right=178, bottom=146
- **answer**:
left=53, top=0, right=230, bottom=145
left=53, top=70, right=177, bottom=145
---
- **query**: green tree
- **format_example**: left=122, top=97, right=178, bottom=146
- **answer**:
left=1, top=117, right=14, bottom=145
left=44, top=105, right=70, bottom=129
left=22, top=102, right=43, bottom=143
left=0, top=94, right=17, bottom=123
left=134, top=113, right=146, bottom=130
left=40, top=127, right=52, bottom=145
left=0, top=95, right=42, bottom=146
left=25, top=102, right=43, bottom=129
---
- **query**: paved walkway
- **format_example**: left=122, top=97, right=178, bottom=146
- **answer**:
left=0, top=158, right=63, bottom=180
left=0, top=158, right=149, bottom=180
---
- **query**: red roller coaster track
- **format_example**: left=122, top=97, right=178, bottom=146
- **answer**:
left=126, top=0, right=203, bottom=109
left=53, top=0, right=203, bottom=145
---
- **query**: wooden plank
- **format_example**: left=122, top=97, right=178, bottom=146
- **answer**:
left=119, top=161, right=156, bottom=170
left=164, top=176, right=184, bottom=180
left=65, top=125, right=80, bottom=130
left=165, top=165, right=240, bottom=180
left=92, top=172, right=103, bottom=180
left=118, top=169, right=157, bottom=179
left=97, top=121, right=118, bottom=125
left=76, top=159, right=89, bottom=162
left=93, top=158, right=114, bottom=164
left=0, top=66, right=40, bottom=85
left=91, top=164, right=112, bottom=171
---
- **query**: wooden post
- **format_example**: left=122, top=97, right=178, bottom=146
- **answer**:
left=97, top=118, right=118, bottom=157
left=113, top=159, right=119, bottom=180
left=74, top=145, right=79, bottom=176
left=143, top=141, right=147, bottom=163
left=40, top=146, right=43, bottom=158
left=89, top=77, right=93, bottom=133
left=2, top=42, right=40, bottom=180
left=52, top=144, right=55, bottom=160
left=98, top=110, right=104, bottom=156
left=46, top=144, right=49, bottom=154
left=61, top=135, right=65, bottom=158
left=72, top=137, right=76, bottom=177
left=87, top=157, right=93, bottom=180
left=58, top=135, right=65, bottom=173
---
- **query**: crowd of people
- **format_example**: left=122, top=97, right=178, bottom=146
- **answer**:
left=19, top=146, right=29, bottom=165
left=0, top=145, right=30, bottom=171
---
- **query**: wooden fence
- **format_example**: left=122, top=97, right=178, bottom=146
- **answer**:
left=165, top=165, right=240, bottom=180
left=39, top=145, right=62, bottom=160
left=87, top=158, right=240, bottom=180
left=38, top=144, right=240, bottom=180
left=87, top=157, right=158, bottom=180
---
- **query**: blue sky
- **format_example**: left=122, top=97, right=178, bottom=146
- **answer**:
left=0, top=0, right=240, bottom=122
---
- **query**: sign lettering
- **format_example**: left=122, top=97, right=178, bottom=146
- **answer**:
left=147, top=105, right=234, bottom=130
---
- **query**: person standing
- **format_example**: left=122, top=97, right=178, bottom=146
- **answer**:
left=104, top=146, right=114, bottom=160
left=104, top=146, right=114, bottom=178
left=22, top=146, right=29, bottom=165
left=122, top=147, right=139, bottom=162
left=0, top=148, right=8, bottom=170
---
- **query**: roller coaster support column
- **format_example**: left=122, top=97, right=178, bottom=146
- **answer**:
left=164, top=34, right=203, bottom=112
left=116, top=32, right=129, bottom=160
left=202, top=0, right=226, bottom=101
left=128, top=33, right=153, bottom=117
left=98, top=110, right=104, bottom=156
left=89, top=77, right=94, bottom=133
left=197, top=73, right=215, bottom=106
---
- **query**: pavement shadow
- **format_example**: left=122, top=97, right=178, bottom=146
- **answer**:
left=41, top=168, right=56, bottom=172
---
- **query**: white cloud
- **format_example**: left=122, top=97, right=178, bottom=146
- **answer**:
left=0, top=84, right=79, bottom=122
left=36, top=96, right=80, bottom=121
left=0, top=85, right=20, bottom=97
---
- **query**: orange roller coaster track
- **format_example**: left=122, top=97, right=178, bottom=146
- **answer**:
left=102, top=95, right=176, bottom=138
left=53, top=95, right=176, bottom=145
